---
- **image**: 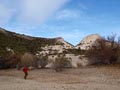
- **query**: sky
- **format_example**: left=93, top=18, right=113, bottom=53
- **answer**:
left=0, top=0, right=120, bottom=45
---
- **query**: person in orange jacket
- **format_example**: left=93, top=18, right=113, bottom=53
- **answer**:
left=23, top=66, right=28, bottom=79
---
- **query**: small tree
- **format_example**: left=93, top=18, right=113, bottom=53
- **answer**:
left=21, top=52, right=35, bottom=67
left=107, top=34, right=116, bottom=48
left=53, top=54, right=71, bottom=72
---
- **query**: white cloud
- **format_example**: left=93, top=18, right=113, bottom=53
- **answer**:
left=0, top=0, right=69, bottom=26
left=56, top=9, right=80, bottom=20
left=17, top=0, right=69, bottom=25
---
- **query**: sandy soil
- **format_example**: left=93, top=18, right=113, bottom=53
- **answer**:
left=0, top=65, right=120, bottom=90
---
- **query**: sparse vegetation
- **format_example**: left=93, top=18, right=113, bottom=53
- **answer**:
left=0, top=28, right=62, bottom=57
left=52, top=54, right=71, bottom=72
left=36, top=54, right=49, bottom=68
left=0, top=53, right=21, bottom=69
left=1, top=28, right=120, bottom=70
left=21, top=52, right=35, bottom=67
left=66, top=49, right=86, bottom=55
left=86, top=34, right=120, bottom=64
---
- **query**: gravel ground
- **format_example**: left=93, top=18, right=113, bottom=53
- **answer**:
left=0, top=65, right=120, bottom=90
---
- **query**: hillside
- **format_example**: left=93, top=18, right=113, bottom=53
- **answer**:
left=0, top=27, right=120, bottom=69
left=0, top=27, right=73, bottom=56
left=76, top=34, right=102, bottom=50
left=0, top=27, right=103, bottom=57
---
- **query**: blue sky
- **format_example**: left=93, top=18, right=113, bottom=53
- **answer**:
left=0, top=0, right=120, bottom=45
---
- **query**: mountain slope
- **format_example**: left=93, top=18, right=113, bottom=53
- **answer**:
left=0, top=27, right=73, bottom=56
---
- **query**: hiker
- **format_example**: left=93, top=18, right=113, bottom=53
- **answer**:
left=23, top=66, right=28, bottom=79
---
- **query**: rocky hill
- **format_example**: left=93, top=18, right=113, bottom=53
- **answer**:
left=0, top=27, right=103, bottom=56
left=1, top=27, right=119, bottom=68
left=76, top=34, right=102, bottom=50
left=0, top=27, right=73, bottom=56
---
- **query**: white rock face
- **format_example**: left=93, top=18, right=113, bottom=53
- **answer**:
left=37, top=34, right=103, bottom=68
left=39, top=37, right=74, bottom=55
left=65, top=54, right=89, bottom=67
left=76, top=34, right=102, bottom=50
left=46, top=54, right=89, bottom=68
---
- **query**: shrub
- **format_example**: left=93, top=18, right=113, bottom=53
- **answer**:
left=53, top=54, right=71, bottom=72
left=36, top=54, right=48, bottom=68
left=16, top=62, right=22, bottom=70
left=5, top=54, right=21, bottom=68
left=21, top=52, right=35, bottom=67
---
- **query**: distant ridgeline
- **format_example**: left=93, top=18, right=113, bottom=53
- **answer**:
left=1, top=27, right=115, bottom=58
left=0, top=27, right=63, bottom=56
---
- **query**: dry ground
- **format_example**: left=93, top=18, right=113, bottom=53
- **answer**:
left=0, top=65, right=120, bottom=90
